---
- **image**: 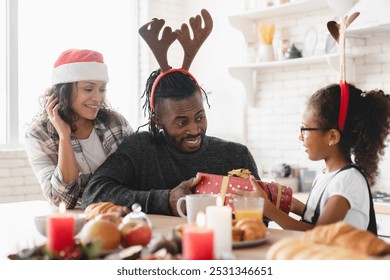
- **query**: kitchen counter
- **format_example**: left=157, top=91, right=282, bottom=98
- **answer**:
left=294, top=192, right=390, bottom=214
left=374, top=202, right=390, bottom=214
left=294, top=192, right=390, bottom=240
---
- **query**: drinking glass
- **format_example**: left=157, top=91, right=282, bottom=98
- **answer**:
left=233, top=197, right=264, bottom=220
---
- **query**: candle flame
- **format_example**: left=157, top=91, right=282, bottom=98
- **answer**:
left=216, top=196, right=223, bottom=207
left=59, top=202, right=66, bottom=214
left=196, top=211, right=206, bottom=227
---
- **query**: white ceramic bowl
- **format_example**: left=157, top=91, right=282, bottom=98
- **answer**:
left=34, top=214, right=86, bottom=237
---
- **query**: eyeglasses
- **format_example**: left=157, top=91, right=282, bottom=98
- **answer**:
left=300, top=127, right=330, bottom=138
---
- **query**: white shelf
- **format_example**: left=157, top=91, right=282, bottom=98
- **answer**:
left=229, top=0, right=329, bottom=42
left=227, top=0, right=387, bottom=106
left=348, top=22, right=390, bottom=37
left=230, top=0, right=329, bottom=20
left=229, top=53, right=340, bottom=105
left=229, top=53, right=339, bottom=70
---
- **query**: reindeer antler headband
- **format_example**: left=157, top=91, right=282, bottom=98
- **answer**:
left=327, top=12, right=359, bottom=132
left=139, top=9, right=213, bottom=112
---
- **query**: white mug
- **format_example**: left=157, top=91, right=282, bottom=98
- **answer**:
left=177, top=194, right=218, bottom=224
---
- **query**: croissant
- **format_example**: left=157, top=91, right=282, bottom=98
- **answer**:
left=232, top=227, right=243, bottom=242
left=303, top=222, right=390, bottom=256
left=84, top=202, right=130, bottom=221
left=266, top=237, right=367, bottom=260
left=232, top=218, right=267, bottom=241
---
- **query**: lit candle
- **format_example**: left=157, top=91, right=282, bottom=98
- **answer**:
left=182, top=211, right=214, bottom=260
left=206, top=196, right=232, bottom=258
left=47, top=202, right=75, bottom=253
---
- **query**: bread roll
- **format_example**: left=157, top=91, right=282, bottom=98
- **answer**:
left=266, top=237, right=367, bottom=260
left=266, top=237, right=303, bottom=260
left=84, top=202, right=130, bottom=221
left=232, top=218, right=267, bottom=241
left=303, top=222, right=390, bottom=256
left=232, top=227, right=243, bottom=242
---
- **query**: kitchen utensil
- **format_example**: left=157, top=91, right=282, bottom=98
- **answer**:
left=284, top=43, right=302, bottom=59
left=258, top=22, right=275, bottom=45
left=302, top=27, right=317, bottom=57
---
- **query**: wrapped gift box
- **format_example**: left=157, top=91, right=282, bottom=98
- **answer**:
left=195, top=172, right=292, bottom=213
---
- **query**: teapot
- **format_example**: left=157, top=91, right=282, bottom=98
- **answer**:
left=284, top=44, right=302, bottom=59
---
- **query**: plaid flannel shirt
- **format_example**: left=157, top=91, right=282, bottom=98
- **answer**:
left=25, top=113, right=132, bottom=209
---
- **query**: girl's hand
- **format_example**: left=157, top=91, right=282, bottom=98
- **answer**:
left=229, top=175, right=268, bottom=202
left=249, top=175, right=269, bottom=200
left=46, top=95, right=71, bottom=139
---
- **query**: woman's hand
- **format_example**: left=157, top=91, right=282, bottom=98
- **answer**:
left=46, top=95, right=71, bottom=139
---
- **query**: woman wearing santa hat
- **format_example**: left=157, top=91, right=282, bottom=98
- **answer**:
left=25, top=49, right=133, bottom=209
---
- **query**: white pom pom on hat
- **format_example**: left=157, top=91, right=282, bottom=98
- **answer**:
left=51, top=49, right=109, bottom=86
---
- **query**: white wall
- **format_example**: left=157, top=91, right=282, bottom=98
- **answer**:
left=182, top=0, right=248, bottom=143
left=0, top=150, right=43, bottom=203
left=141, top=0, right=390, bottom=191
left=2, top=0, right=390, bottom=203
left=139, top=0, right=248, bottom=142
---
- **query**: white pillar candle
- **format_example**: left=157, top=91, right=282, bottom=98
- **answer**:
left=206, top=197, right=232, bottom=259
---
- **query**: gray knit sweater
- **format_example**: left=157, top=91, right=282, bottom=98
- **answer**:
left=81, top=131, right=259, bottom=215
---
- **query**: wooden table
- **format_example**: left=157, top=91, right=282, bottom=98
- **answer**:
left=151, top=214, right=303, bottom=260
left=0, top=200, right=306, bottom=260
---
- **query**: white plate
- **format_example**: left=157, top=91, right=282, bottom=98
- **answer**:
left=325, top=34, right=337, bottom=54
left=232, top=236, right=269, bottom=249
left=302, top=27, right=318, bottom=57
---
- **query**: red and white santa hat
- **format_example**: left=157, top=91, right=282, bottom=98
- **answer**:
left=51, top=49, right=109, bottom=85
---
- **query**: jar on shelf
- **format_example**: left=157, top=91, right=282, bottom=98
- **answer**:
left=258, top=43, right=275, bottom=62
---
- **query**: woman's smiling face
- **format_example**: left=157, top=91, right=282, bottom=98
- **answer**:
left=71, top=80, right=106, bottom=121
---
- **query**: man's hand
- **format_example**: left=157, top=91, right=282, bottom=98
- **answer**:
left=169, top=173, right=202, bottom=216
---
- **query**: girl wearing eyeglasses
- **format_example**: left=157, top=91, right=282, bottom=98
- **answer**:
left=237, top=83, right=390, bottom=234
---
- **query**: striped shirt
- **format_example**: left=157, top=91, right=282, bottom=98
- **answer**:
left=25, top=112, right=132, bottom=209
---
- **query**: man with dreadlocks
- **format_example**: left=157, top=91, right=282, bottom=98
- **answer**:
left=81, top=10, right=260, bottom=215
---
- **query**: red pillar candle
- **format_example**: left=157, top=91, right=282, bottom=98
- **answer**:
left=182, top=212, right=214, bottom=260
left=47, top=202, right=75, bottom=254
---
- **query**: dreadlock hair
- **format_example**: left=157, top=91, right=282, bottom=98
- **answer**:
left=307, top=83, right=390, bottom=186
left=32, top=82, right=112, bottom=133
left=140, top=69, right=210, bottom=140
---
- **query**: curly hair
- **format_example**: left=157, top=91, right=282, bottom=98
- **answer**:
left=139, top=69, right=210, bottom=139
left=32, top=82, right=114, bottom=133
left=307, top=83, right=390, bottom=186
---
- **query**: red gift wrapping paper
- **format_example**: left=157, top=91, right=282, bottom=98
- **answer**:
left=195, top=173, right=292, bottom=213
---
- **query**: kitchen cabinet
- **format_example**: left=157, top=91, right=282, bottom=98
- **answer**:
left=375, top=203, right=390, bottom=240
left=229, top=0, right=329, bottom=43
left=376, top=212, right=390, bottom=242
left=345, top=0, right=390, bottom=37
left=227, top=0, right=387, bottom=105
left=228, top=0, right=334, bottom=104
left=273, top=192, right=390, bottom=241
left=228, top=53, right=341, bottom=104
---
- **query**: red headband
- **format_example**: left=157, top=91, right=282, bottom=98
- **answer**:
left=339, top=81, right=349, bottom=131
left=327, top=13, right=359, bottom=133
left=150, top=68, right=201, bottom=112
left=139, top=10, right=212, bottom=113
